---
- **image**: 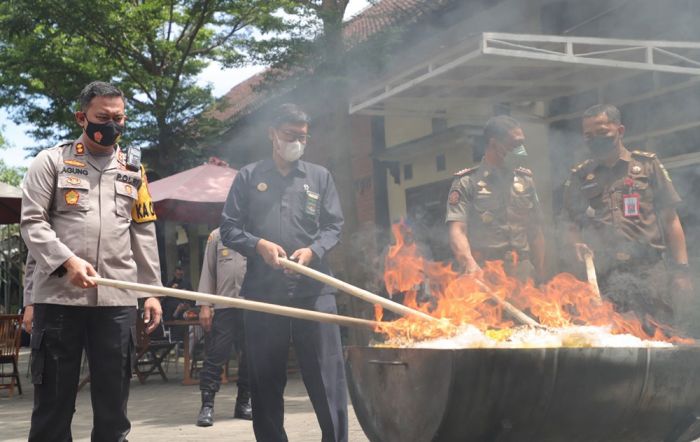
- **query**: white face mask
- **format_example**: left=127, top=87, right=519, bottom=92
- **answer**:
left=275, top=133, right=305, bottom=162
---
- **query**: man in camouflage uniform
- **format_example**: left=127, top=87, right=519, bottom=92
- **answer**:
left=446, top=115, right=546, bottom=284
left=563, top=104, right=692, bottom=324
left=21, top=81, right=162, bottom=442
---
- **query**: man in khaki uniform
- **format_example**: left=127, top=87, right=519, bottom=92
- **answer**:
left=21, top=254, right=36, bottom=332
left=196, top=227, right=251, bottom=426
left=563, top=104, right=692, bottom=324
left=446, top=115, right=546, bottom=284
left=20, top=81, right=162, bottom=442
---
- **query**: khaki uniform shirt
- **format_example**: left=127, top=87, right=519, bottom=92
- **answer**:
left=23, top=253, right=35, bottom=307
left=562, top=147, right=680, bottom=261
left=446, top=162, right=543, bottom=255
left=196, top=228, right=246, bottom=309
left=20, top=137, right=161, bottom=306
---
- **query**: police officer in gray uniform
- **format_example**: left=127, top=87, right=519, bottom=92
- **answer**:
left=22, top=254, right=36, bottom=333
left=446, top=115, right=546, bottom=284
left=196, top=227, right=252, bottom=426
left=20, top=81, right=162, bottom=442
left=220, top=103, right=347, bottom=442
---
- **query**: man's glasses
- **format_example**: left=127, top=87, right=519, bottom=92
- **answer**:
left=277, top=129, right=309, bottom=143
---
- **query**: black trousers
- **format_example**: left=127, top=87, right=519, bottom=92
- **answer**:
left=245, top=294, right=348, bottom=442
left=29, top=304, right=136, bottom=442
left=199, top=307, right=249, bottom=394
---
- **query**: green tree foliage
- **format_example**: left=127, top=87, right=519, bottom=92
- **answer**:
left=0, top=131, right=26, bottom=186
left=0, top=0, right=297, bottom=174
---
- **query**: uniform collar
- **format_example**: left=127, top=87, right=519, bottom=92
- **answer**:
left=76, top=134, right=119, bottom=171
left=260, top=158, right=307, bottom=177
left=479, top=158, right=509, bottom=178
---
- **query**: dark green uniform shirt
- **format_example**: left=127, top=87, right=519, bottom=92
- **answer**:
left=562, top=147, right=681, bottom=263
left=445, top=161, right=543, bottom=256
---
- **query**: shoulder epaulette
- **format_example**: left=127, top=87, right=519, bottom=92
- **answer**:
left=571, top=159, right=593, bottom=174
left=631, top=150, right=657, bottom=159
left=453, top=165, right=478, bottom=177
left=514, top=166, right=532, bottom=177
left=53, top=140, right=73, bottom=149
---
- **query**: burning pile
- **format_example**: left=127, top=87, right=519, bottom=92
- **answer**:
left=374, top=223, right=687, bottom=348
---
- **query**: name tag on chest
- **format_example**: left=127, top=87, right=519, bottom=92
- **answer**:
left=623, top=193, right=640, bottom=217
left=305, top=191, right=320, bottom=216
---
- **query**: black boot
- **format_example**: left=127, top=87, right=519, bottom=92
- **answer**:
left=196, top=390, right=215, bottom=427
left=233, top=388, right=252, bottom=420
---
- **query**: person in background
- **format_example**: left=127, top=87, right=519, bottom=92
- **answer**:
left=196, top=228, right=252, bottom=427
left=161, top=266, right=195, bottom=342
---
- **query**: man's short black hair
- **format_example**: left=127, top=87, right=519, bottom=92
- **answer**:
left=483, top=115, right=521, bottom=143
left=270, top=103, right=310, bottom=128
left=582, top=104, right=621, bottom=125
left=78, top=81, right=125, bottom=111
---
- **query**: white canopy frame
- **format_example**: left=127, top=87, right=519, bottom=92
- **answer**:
left=349, top=32, right=700, bottom=117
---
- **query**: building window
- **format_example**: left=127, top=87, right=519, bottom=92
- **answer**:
left=436, top=154, right=446, bottom=171
left=432, top=118, right=447, bottom=134
left=404, top=164, right=413, bottom=180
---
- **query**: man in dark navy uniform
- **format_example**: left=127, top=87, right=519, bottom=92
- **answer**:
left=220, top=103, right=347, bottom=442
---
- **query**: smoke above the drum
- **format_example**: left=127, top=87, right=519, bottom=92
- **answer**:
left=375, top=222, right=689, bottom=347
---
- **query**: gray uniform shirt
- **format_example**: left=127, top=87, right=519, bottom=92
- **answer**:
left=23, top=253, right=35, bottom=307
left=20, top=137, right=161, bottom=306
left=196, top=228, right=246, bottom=309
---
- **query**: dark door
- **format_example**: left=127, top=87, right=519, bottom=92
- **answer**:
left=404, top=179, right=453, bottom=262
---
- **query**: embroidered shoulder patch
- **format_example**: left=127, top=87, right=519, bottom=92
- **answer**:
left=131, top=165, right=157, bottom=223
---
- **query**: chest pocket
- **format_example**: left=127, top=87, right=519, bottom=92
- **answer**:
left=55, top=175, right=90, bottom=212
left=579, top=175, right=606, bottom=209
left=614, top=174, right=651, bottom=200
left=510, top=182, right=534, bottom=211
left=298, top=188, right=321, bottom=222
left=217, top=242, right=234, bottom=263
left=114, top=180, right=137, bottom=219
left=471, top=181, right=500, bottom=213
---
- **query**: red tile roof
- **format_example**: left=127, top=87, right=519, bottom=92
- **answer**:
left=217, top=0, right=452, bottom=124
left=210, top=73, right=265, bottom=122
left=343, top=0, right=451, bottom=47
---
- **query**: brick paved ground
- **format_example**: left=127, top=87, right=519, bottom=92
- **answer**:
left=0, top=349, right=369, bottom=441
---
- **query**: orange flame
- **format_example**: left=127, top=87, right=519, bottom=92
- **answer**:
left=376, top=222, right=690, bottom=345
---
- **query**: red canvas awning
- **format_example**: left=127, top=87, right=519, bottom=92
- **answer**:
left=149, top=160, right=237, bottom=225
left=0, top=182, right=22, bottom=225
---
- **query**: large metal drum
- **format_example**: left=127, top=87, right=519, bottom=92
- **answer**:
left=345, top=346, right=700, bottom=442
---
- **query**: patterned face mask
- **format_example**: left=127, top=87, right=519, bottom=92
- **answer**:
left=85, top=119, right=124, bottom=146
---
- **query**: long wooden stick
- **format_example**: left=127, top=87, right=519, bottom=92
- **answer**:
left=583, top=253, right=603, bottom=300
left=91, top=277, right=380, bottom=330
left=473, top=279, right=542, bottom=328
left=278, top=258, right=437, bottom=322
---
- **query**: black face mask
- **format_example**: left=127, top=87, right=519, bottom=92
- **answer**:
left=84, top=119, right=124, bottom=146
left=586, top=135, right=617, bottom=156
